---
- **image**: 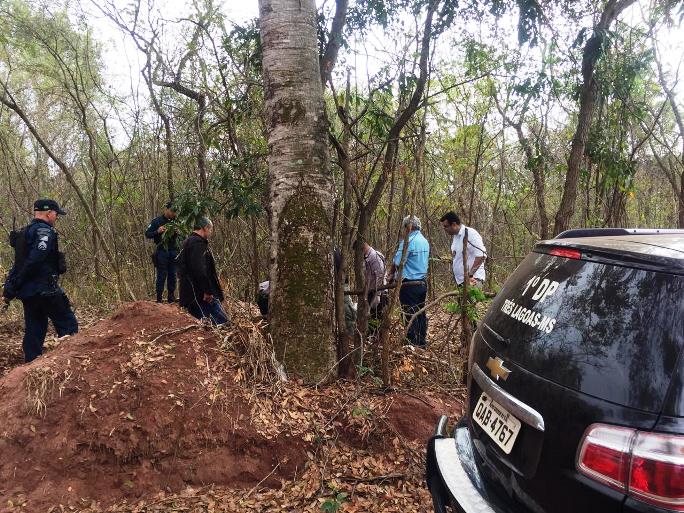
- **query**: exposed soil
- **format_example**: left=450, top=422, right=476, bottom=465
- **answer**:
left=0, top=302, right=305, bottom=511
left=0, top=301, right=465, bottom=513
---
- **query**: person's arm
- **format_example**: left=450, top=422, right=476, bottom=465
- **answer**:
left=2, top=269, right=17, bottom=302
left=387, top=244, right=403, bottom=282
left=372, top=254, right=385, bottom=288
left=145, top=218, right=160, bottom=239
left=12, top=226, right=53, bottom=292
left=468, top=230, right=487, bottom=277
left=387, top=262, right=397, bottom=282
left=469, top=257, right=486, bottom=276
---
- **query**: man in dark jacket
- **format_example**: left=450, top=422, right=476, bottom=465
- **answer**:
left=145, top=201, right=181, bottom=303
left=177, top=218, right=228, bottom=325
left=2, top=199, right=78, bottom=362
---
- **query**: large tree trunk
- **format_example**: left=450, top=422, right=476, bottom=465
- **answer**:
left=553, top=0, right=635, bottom=235
left=259, top=0, right=335, bottom=383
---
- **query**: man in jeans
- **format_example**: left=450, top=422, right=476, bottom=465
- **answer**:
left=177, top=218, right=228, bottom=325
left=388, top=215, right=430, bottom=347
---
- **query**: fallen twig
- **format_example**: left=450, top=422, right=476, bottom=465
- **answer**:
left=404, top=290, right=460, bottom=337
left=148, top=324, right=199, bottom=344
left=340, top=473, right=406, bottom=484
left=246, top=462, right=281, bottom=497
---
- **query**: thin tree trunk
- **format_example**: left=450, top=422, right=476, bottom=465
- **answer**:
left=259, top=0, right=335, bottom=383
left=553, top=0, right=636, bottom=235
left=653, top=38, right=684, bottom=227
left=0, top=83, right=134, bottom=300
left=332, top=73, right=355, bottom=378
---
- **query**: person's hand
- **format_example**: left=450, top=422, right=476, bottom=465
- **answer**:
left=157, top=225, right=167, bottom=234
left=469, top=277, right=478, bottom=286
left=203, top=292, right=214, bottom=303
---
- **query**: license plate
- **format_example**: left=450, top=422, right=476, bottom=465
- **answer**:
left=473, top=392, right=521, bottom=454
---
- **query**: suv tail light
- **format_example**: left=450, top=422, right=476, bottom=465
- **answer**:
left=549, top=247, right=581, bottom=259
left=629, top=431, right=684, bottom=510
left=577, top=424, right=684, bottom=511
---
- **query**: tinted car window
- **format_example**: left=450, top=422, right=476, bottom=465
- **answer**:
left=483, top=252, right=684, bottom=412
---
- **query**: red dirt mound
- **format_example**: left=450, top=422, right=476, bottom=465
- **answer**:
left=0, top=301, right=306, bottom=511
left=386, top=393, right=465, bottom=442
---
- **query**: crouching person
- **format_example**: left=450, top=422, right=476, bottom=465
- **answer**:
left=177, top=217, right=229, bottom=325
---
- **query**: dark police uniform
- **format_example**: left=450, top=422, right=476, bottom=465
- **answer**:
left=3, top=202, right=78, bottom=362
left=145, top=214, right=180, bottom=303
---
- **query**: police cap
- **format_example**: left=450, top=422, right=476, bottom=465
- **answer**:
left=34, top=199, right=67, bottom=215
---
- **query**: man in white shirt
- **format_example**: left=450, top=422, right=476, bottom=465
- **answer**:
left=440, top=211, right=486, bottom=287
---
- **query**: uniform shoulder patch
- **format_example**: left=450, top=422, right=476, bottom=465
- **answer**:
left=35, top=226, right=53, bottom=250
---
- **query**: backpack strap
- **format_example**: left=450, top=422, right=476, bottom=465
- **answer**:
left=464, top=227, right=487, bottom=257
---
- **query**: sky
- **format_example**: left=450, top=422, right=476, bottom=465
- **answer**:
left=84, top=0, right=683, bottom=115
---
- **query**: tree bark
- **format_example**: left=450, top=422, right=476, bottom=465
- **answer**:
left=319, top=0, right=349, bottom=87
left=259, top=0, right=335, bottom=383
left=553, top=0, right=636, bottom=235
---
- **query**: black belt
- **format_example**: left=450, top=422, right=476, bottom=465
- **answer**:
left=401, top=279, right=426, bottom=287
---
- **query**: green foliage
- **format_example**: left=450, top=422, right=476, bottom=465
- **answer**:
left=321, top=492, right=349, bottom=513
left=167, top=162, right=264, bottom=237
left=489, top=0, right=544, bottom=45
left=351, top=405, right=373, bottom=418
left=358, top=364, right=383, bottom=386
left=445, top=286, right=488, bottom=322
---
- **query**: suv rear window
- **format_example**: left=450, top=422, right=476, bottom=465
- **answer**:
left=482, top=251, right=684, bottom=412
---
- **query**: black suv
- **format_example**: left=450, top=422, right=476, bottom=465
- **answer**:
left=427, top=230, right=684, bottom=513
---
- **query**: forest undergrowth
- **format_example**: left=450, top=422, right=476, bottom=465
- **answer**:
left=0, top=297, right=471, bottom=513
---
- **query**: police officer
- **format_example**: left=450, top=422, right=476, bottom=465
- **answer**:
left=145, top=201, right=181, bottom=303
left=2, top=199, right=79, bottom=363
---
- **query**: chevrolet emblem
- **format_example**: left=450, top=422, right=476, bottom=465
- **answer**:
left=486, top=357, right=511, bottom=381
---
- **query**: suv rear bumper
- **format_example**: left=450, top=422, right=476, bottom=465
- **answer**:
left=426, top=416, right=518, bottom=513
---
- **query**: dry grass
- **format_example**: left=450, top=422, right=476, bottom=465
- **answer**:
left=23, top=366, right=73, bottom=417
left=221, top=300, right=285, bottom=387
left=24, top=367, right=56, bottom=416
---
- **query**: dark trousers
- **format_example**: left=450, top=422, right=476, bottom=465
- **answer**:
left=155, top=249, right=177, bottom=302
left=187, top=298, right=229, bottom=325
left=21, top=294, right=78, bottom=362
left=256, top=291, right=269, bottom=316
left=399, top=282, right=427, bottom=346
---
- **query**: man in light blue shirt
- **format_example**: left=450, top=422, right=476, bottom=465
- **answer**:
left=388, top=215, right=430, bottom=346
